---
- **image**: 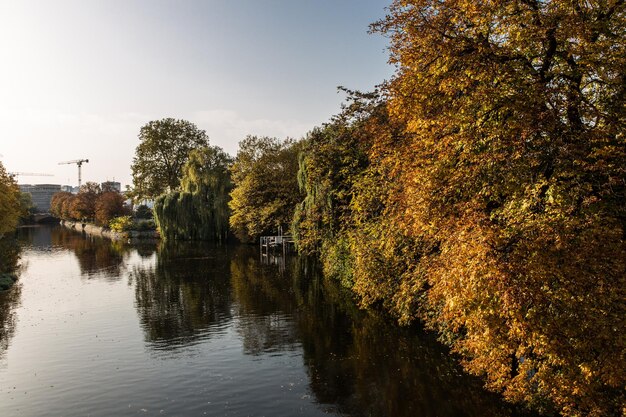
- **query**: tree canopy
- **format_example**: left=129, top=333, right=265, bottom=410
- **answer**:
left=154, top=145, right=232, bottom=242
left=229, top=136, right=302, bottom=242
left=289, top=2, right=626, bottom=415
left=131, top=118, right=209, bottom=200
left=0, top=163, right=23, bottom=236
left=364, top=1, right=626, bottom=415
left=292, top=89, right=386, bottom=256
left=95, top=192, right=129, bottom=226
left=51, top=185, right=130, bottom=226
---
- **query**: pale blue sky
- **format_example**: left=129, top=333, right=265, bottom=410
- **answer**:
left=0, top=0, right=392, bottom=188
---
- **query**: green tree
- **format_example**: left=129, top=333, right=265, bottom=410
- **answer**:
left=153, top=146, right=233, bottom=242
left=229, top=136, right=302, bottom=243
left=19, top=192, right=34, bottom=219
left=181, top=146, right=232, bottom=241
left=131, top=118, right=209, bottom=200
left=0, top=163, right=23, bottom=235
left=134, top=204, right=153, bottom=219
left=292, top=89, right=383, bottom=256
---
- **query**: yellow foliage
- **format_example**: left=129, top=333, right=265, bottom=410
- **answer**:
left=364, top=1, right=626, bottom=415
left=0, top=163, right=22, bottom=235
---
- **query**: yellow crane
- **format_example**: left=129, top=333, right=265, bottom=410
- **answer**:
left=58, top=159, right=89, bottom=187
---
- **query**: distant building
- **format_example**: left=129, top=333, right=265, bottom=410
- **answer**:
left=60, top=185, right=79, bottom=194
left=137, top=199, right=154, bottom=209
left=19, top=184, right=62, bottom=212
left=101, top=181, right=121, bottom=192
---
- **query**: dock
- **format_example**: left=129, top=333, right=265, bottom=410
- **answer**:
left=260, top=234, right=296, bottom=256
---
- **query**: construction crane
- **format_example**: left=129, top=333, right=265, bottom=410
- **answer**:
left=59, top=159, right=89, bottom=187
left=8, top=172, right=54, bottom=178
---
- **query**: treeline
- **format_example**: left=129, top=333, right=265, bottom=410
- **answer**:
left=0, top=161, right=28, bottom=290
left=50, top=182, right=129, bottom=226
left=126, top=2, right=625, bottom=415
left=289, top=3, right=623, bottom=417
left=129, top=119, right=301, bottom=243
left=0, top=162, right=30, bottom=236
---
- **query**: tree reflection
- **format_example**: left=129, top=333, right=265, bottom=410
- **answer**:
left=51, top=227, right=131, bottom=280
left=0, top=284, right=20, bottom=361
left=230, top=246, right=301, bottom=355
left=230, top=251, right=536, bottom=417
left=0, top=235, right=22, bottom=360
left=128, top=239, right=537, bottom=416
left=131, top=241, right=233, bottom=351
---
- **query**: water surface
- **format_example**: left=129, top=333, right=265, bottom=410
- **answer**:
left=0, top=225, right=534, bottom=416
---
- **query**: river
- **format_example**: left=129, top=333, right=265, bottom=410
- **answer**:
left=0, top=225, right=536, bottom=417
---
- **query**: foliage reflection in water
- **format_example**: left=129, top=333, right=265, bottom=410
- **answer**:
left=0, top=226, right=537, bottom=417
left=0, top=234, right=22, bottom=360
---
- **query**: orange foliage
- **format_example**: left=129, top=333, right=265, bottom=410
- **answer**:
left=362, top=1, right=626, bottom=415
left=95, top=191, right=129, bottom=226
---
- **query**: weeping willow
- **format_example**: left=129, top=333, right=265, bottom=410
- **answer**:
left=154, top=146, right=232, bottom=242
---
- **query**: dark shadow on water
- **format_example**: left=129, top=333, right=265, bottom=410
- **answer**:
left=0, top=283, right=20, bottom=362
left=0, top=234, right=22, bottom=361
left=228, top=251, right=537, bottom=417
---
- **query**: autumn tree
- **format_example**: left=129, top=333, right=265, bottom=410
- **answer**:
left=366, top=1, right=626, bottom=416
left=229, top=136, right=302, bottom=242
left=67, top=181, right=101, bottom=221
left=50, top=192, right=74, bottom=219
left=95, top=191, right=129, bottom=226
left=131, top=118, right=210, bottom=200
left=0, top=162, right=22, bottom=235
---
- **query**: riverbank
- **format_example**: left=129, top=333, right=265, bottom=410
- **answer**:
left=0, top=273, right=17, bottom=291
left=60, top=220, right=159, bottom=243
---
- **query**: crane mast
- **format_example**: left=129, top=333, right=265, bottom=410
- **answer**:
left=58, top=159, right=89, bottom=187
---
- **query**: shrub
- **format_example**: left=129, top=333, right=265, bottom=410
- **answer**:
left=109, top=215, right=133, bottom=232
left=134, top=204, right=153, bottom=219
left=134, top=219, right=156, bottom=231
left=0, top=273, right=17, bottom=291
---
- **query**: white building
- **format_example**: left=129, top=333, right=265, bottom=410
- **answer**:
left=19, top=184, right=62, bottom=212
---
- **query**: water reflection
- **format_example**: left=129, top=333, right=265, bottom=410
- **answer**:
left=229, top=253, right=528, bottom=417
left=0, top=234, right=22, bottom=273
left=9, top=226, right=536, bottom=417
left=231, top=246, right=301, bottom=355
left=53, top=228, right=130, bottom=279
left=0, top=284, right=20, bottom=361
left=130, top=239, right=532, bottom=416
left=131, top=241, right=233, bottom=351
left=0, top=235, right=22, bottom=360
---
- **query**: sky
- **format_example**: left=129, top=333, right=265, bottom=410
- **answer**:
left=0, top=0, right=393, bottom=189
